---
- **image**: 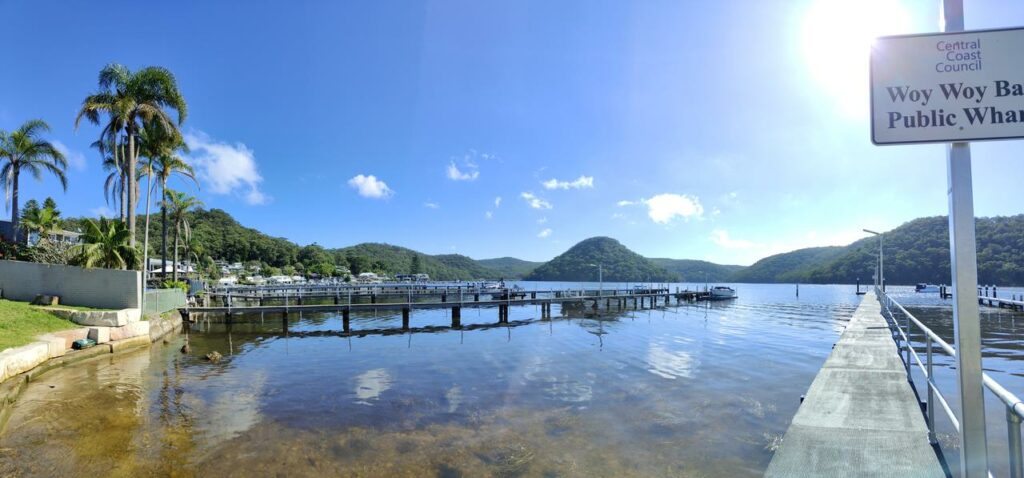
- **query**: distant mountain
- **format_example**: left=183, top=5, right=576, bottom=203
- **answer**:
left=476, top=257, right=543, bottom=279
left=731, top=215, right=1024, bottom=285
left=730, top=246, right=845, bottom=284
left=524, top=237, right=679, bottom=282
left=649, top=258, right=745, bottom=283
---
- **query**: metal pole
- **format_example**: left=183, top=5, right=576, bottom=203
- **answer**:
left=1009, top=408, right=1023, bottom=478
left=926, top=338, right=936, bottom=445
left=943, top=4, right=988, bottom=474
left=880, top=234, right=885, bottom=292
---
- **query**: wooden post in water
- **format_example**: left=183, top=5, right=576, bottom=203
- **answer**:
left=342, top=308, right=350, bottom=333
left=402, top=307, right=410, bottom=330
left=452, top=306, right=461, bottom=327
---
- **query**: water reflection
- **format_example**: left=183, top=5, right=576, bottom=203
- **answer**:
left=1, top=283, right=862, bottom=477
left=355, top=368, right=393, bottom=405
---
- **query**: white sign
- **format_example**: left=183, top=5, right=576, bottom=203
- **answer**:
left=871, top=27, right=1024, bottom=145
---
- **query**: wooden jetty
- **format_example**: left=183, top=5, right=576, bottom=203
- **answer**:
left=182, top=288, right=712, bottom=333
left=766, top=291, right=945, bottom=477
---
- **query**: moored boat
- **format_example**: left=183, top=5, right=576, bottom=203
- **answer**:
left=709, top=286, right=738, bottom=300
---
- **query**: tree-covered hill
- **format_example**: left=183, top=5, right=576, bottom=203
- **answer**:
left=732, top=215, right=1024, bottom=285
left=729, top=246, right=845, bottom=284
left=649, top=258, right=745, bottom=283
left=524, top=237, right=679, bottom=282
left=476, top=257, right=543, bottom=278
left=329, top=243, right=502, bottom=281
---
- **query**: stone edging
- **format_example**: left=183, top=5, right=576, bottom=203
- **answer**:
left=0, top=311, right=182, bottom=433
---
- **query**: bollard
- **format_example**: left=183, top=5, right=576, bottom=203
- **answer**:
left=452, top=306, right=461, bottom=327
left=402, top=307, right=410, bottom=330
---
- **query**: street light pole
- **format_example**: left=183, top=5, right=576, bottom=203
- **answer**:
left=864, top=229, right=884, bottom=292
left=588, top=263, right=603, bottom=296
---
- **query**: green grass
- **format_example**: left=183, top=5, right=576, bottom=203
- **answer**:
left=0, top=299, right=79, bottom=351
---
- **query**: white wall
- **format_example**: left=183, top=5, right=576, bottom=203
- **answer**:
left=0, top=260, right=141, bottom=310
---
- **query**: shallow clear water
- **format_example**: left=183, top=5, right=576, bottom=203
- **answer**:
left=2, top=282, right=992, bottom=477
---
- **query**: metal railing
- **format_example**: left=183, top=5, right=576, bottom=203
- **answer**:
left=878, top=288, right=1024, bottom=477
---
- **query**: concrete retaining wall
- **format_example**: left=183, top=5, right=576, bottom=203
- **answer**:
left=0, top=260, right=141, bottom=310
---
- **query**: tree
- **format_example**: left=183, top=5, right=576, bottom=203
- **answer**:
left=411, top=254, right=422, bottom=274
left=0, top=119, right=67, bottom=242
left=72, top=218, right=139, bottom=270
left=76, top=63, right=188, bottom=249
left=20, top=200, right=61, bottom=243
left=139, top=123, right=194, bottom=280
left=164, top=189, right=201, bottom=282
left=93, top=135, right=128, bottom=221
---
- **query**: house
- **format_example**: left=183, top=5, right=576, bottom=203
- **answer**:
left=357, top=272, right=380, bottom=283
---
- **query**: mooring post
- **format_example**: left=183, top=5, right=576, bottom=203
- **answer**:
left=371, top=293, right=377, bottom=304
left=442, top=293, right=447, bottom=303
left=342, top=308, right=350, bottom=333
left=452, top=306, right=461, bottom=327
left=402, top=307, right=410, bottom=330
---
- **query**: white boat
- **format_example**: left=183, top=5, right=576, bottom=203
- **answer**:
left=915, top=283, right=940, bottom=293
left=709, top=286, right=737, bottom=300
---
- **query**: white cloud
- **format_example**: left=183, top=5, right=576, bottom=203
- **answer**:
left=446, top=161, right=479, bottom=181
left=644, top=194, right=703, bottom=224
left=610, top=212, right=625, bottom=220
left=542, top=175, right=594, bottom=190
left=711, top=229, right=756, bottom=249
left=89, top=205, right=114, bottom=218
left=485, top=211, right=493, bottom=219
left=51, top=141, right=86, bottom=171
left=424, top=202, right=439, bottom=209
left=617, top=200, right=638, bottom=207
left=520, top=192, right=552, bottom=210
left=494, top=196, right=502, bottom=208
left=537, top=228, right=552, bottom=238
left=185, top=132, right=268, bottom=205
left=347, top=174, right=393, bottom=199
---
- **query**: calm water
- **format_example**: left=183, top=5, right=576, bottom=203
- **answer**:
left=0, top=283, right=1018, bottom=477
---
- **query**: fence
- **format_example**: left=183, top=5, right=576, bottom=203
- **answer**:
left=0, top=259, right=140, bottom=309
left=880, top=288, right=1024, bottom=477
left=143, top=288, right=186, bottom=317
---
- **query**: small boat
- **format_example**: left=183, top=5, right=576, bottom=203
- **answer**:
left=915, top=283, right=940, bottom=293
left=709, top=286, right=737, bottom=300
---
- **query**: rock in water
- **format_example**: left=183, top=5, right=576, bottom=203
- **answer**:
left=205, top=351, right=223, bottom=363
left=180, top=342, right=191, bottom=354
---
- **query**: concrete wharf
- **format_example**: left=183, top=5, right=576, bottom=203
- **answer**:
left=765, top=291, right=945, bottom=477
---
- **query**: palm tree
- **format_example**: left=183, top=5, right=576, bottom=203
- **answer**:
left=20, top=202, right=61, bottom=244
left=72, top=218, right=138, bottom=270
left=0, top=119, right=67, bottom=242
left=164, top=189, right=201, bottom=282
left=138, top=123, right=194, bottom=280
left=93, top=135, right=129, bottom=221
left=75, top=63, right=187, bottom=249
left=183, top=230, right=204, bottom=283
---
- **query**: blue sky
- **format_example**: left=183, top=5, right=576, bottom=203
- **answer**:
left=2, top=0, right=1024, bottom=264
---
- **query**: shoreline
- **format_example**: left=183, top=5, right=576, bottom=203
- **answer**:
left=0, top=310, right=182, bottom=434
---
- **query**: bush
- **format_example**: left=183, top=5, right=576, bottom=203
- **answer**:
left=161, top=280, right=189, bottom=293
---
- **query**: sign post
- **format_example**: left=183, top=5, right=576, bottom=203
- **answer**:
left=870, top=0, right=998, bottom=475
left=943, top=4, right=989, bottom=476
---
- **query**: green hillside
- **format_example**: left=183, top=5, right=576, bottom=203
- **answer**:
left=476, top=257, right=543, bottom=278
left=649, top=258, right=745, bottom=283
left=730, top=246, right=845, bottom=283
left=332, top=244, right=501, bottom=281
left=524, top=237, right=679, bottom=282
left=733, top=215, right=1024, bottom=285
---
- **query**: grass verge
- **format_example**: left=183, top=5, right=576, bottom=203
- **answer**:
left=0, top=299, right=78, bottom=351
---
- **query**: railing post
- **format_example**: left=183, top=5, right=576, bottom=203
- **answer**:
left=927, top=338, right=937, bottom=444
left=906, top=311, right=912, bottom=379
left=1010, top=408, right=1023, bottom=478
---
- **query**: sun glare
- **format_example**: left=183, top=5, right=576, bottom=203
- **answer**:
left=801, top=0, right=913, bottom=117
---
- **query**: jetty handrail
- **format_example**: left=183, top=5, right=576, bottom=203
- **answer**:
left=878, top=288, right=1024, bottom=478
